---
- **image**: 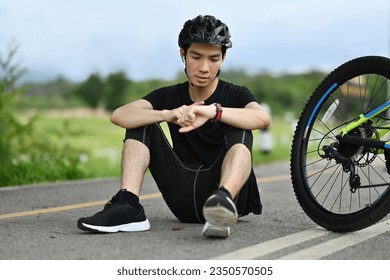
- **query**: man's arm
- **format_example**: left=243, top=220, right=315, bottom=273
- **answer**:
left=219, top=101, right=271, bottom=130
left=111, top=99, right=161, bottom=128
left=110, top=99, right=193, bottom=129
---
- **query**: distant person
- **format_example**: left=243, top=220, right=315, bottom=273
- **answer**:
left=259, top=103, right=273, bottom=154
left=77, top=15, right=271, bottom=238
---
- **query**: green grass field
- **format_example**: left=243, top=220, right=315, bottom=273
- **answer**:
left=29, top=110, right=294, bottom=179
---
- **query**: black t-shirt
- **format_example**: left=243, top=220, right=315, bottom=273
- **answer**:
left=143, top=80, right=258, bottom=165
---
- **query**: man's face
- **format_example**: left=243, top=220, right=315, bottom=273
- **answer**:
left=183, top=43, right=224, bottom=88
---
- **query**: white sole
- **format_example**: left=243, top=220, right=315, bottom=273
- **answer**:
left=203, top=205, right=238, bottom=226
left=202, top=222, right=230, bottom=238
left=81, top=219, right=150, bottom=233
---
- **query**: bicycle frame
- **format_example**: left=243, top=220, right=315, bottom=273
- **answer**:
left=339, top=99, right=390, bottom=153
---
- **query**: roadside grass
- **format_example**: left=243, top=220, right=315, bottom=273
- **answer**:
left=28, top=111, right=295, bottom=180
left=30, top=112, right=124, bottom=178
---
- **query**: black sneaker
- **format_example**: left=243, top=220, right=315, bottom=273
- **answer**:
left=77, top=189, right=150, bottom=233
left=202, top=188, right=238, bottom=238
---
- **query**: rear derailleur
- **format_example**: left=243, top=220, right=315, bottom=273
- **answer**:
left=321, top=142, right=360, bottom=193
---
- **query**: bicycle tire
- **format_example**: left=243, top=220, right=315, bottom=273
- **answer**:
left=291, top=56, right=390, bottom=232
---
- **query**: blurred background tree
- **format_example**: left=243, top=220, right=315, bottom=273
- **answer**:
left=104, top=71, right=129, bottom=112
left=75, top=73, right=104, bottom=109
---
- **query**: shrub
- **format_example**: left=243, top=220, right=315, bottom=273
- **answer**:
left=0, top=44, right=86, bottom=187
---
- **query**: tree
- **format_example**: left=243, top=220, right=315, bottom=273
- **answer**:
left=0, top=43, right=26, bottom=163
left=76, top=73, right=104, bottom=109
left=0, top=43, right=26, bottom=94
left=104, top=71, right=129, bottom=112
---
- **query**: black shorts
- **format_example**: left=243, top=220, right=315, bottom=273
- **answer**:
left=124, top=124, right=262, bottom=223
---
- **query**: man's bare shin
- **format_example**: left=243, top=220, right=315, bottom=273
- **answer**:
left=120, top=139, right=150, bottom=196
left=219, top=144, right=252, bottom=198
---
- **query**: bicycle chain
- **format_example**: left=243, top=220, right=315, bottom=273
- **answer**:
left=354, top=182, right=390, bottom=189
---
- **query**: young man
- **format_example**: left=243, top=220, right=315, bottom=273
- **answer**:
left=77, top=15, right=270, bottom=238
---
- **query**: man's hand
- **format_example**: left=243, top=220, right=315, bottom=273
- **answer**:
left=162, top=101, right=215, bottom=132
left=163, top=105, right=190, bottom=125
left=177, top=102, right=215, bottom=133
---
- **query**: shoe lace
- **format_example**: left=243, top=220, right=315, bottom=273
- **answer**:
left=99, top=190, right=124, bottom=212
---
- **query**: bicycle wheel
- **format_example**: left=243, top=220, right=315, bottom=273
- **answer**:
left=291, top=56, right=390, bottom=232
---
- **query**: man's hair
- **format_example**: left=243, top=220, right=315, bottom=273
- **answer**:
left=178, top=15, right=232, bottom=56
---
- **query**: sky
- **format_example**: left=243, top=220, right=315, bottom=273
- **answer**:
left=1, top=0, right=389, bottom=82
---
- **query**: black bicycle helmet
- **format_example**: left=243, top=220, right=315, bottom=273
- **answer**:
left=178, top=15, right=232, bottom=49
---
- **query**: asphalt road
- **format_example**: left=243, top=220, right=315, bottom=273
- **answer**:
left=1, top=161, right=390, bottom=260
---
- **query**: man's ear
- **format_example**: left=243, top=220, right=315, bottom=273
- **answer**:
left=180, top=48, right=185, bottom=62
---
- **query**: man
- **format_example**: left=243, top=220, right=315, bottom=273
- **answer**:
left=77, top=15, right=270, bottom=238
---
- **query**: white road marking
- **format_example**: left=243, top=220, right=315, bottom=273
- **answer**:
left=279, top=218, right=390, bottom=259
left=211, top=227, right=328, bottom=259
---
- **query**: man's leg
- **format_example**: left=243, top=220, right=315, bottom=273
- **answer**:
left=219, top=143, right=252, bottom=199
left=78, top=124, right=215, bottom=233
left=77, top=131, right=152, bottom=233
left=202, top=129, right=255, bottom=238
left=120, top=139, right=150, bottom=196
left=122, top=124, right=217, bottom=224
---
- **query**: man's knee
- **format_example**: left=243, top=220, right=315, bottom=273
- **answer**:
left=124, top=126, right=151, bottom=146
left=229, top=142, right=251, bottom=154
left=224, top=128, right=253, bottom=151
